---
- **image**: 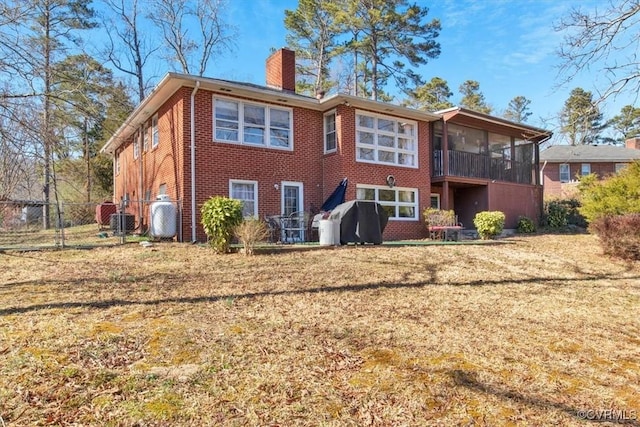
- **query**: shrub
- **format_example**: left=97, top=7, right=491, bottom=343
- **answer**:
left=200, top=196, right=243, bottom=253
left=516, top=216, right=536, bottom=234
left=578, top=161, right=640, bottom=223
left=423, top=207, right=456, bottom=228
left=543, top=198, right=586, bottom=229
left=473, top=211, right=505, bottom=240
left=589, top=214, right=640, bottom=260
left=234, top=218, right=269, bottom=256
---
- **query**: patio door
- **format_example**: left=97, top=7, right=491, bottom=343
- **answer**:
left=281, top=181, right=304, bottom=241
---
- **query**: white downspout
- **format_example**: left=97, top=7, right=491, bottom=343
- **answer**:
left=190, top=81, right=200, bottom=242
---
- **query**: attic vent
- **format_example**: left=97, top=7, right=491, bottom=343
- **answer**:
left=219, top=87, right=232, bottom=92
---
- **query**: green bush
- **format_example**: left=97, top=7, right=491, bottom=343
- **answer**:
left=543, top=198, right=586, bottom=229
left=473, top=211, right=505, bottom=240
left=589, top=214, right=640, bottom=260
left=200, top=196, right=244, bottom=253
left=516, top=216, right=536, bottom=234
left=578, top=161, right=640, bottom=223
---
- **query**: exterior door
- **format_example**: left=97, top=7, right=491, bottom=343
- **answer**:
left=281, top=182, right=304, bottom=241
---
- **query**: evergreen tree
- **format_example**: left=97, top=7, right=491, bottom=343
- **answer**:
left=609, top=105, right=640, bottom=142
left=459, top=80, right=492, bottom=114
left=403, top=77, right=453, bottom=111
left=284, top=0, right=341, bottom=96
left=560, top=87, right=607, bottom=145
left=336, top=0, right=441, bottom=101
left=503, top=95, right=532, bottom=123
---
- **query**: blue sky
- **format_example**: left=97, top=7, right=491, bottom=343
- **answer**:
left=202, top=0, right=636, bottom=140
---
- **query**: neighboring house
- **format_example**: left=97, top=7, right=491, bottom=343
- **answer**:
left=540, top=138, right=640, bottom=198
left=101, top=48, right=552, bottom=242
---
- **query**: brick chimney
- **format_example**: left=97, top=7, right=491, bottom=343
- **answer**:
left=625, top=137, right=640, bottom=150
left=266, top=48, right=295, bottom=93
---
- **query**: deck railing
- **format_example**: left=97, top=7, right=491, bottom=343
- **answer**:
left=432, top=150, right=534, bottom=184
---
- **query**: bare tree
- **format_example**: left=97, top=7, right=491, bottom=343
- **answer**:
left=0, top=0, right=95, bottom=228
left=148, top=0, right=236, bottom=76
left=100, top=0, right=158, bottom=102
left=555, top=0, right=640, bottom=104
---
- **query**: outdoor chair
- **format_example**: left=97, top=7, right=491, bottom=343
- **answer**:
left=282, top=211, right=309, bottom=243
left=264, top=215, right=282, bottom=243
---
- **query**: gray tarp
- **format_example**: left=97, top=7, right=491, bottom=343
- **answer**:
left=329, top=200, right=389, bottom=245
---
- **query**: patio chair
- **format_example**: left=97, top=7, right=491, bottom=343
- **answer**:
left=282, top=211, right=309, bottom=243
left=264, top=215, right=282, bottom=243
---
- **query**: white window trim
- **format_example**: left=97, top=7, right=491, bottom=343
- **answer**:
left=324, top=110, right=337, bottom=153
left=229, top=179, right=259, bottom=218
left=581, top=163, right=591, bottom=176
left=356, top=184, right=419, bottom=221
left=355, top=110, right=418, bottom=169
left=280, top=181, right=304, bottom=215
left=559, top=164, right=570, bottom=183
left=143, top=123, right=149, bottom=152
left=430, top=193, right=441, bottom=209
left=115, top=152, right=121, bottom=175
left=151, top=114, right=159, bottom=149
left=133, top=130, right=140, bottom=160
left=213, top=96, right=293, bottom=151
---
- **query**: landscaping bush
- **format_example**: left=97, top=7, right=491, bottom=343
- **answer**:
left=543, top=198, right=586, bottom=229
left=234, top=218, right=269, bottom=256
left=589, top=214, right=640, bottom=260
left=200, top=196, right=243, bottom=253
left=516, top=216, right=536, bottom=234
left=578, top=161, right=640, bottom=223
left=473, top=211, right=505, bottom=240
left=423, top=207, right=456, bottom=227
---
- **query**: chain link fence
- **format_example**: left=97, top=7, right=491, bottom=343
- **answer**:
left=0, top=199, right=182, bottom=251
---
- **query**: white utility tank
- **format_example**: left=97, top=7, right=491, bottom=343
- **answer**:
left=149, top=195, right=177, bottom=238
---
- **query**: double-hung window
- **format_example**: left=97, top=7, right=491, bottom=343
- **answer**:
left=559, top=164, right=570, bottom=182
left=356, top=111, right=417, bottom=167
left=581, top=163, right=591, bottom=176
left=324, top=111, right=337, bottom=153
left=356, top=184, right=418, bottom=220
left=151, top=114, right=159, bottom=148
left=230, top=180, right=258, bottom=218
left=214, top=97, right=292, bottom=150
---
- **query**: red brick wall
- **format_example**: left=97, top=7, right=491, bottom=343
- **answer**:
left=543, top=161, right=623, bottom=198
left=114, top=88, right=187, bottom=235
left=116, top=86, right=434, bottom=242
left=331, top=106, right=431, bottom=240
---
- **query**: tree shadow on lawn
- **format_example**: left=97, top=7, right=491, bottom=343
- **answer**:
left=2, top=269, right=639, bottom=316
left=449, top=369, right=640, bottom=426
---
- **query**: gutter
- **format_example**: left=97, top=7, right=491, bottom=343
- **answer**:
left=190, top=81, right=200, bottom=243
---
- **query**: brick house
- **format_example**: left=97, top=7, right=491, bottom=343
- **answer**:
left=540, top=138, right=640, bottom=198
left=101, top=48, right=552, bottom=242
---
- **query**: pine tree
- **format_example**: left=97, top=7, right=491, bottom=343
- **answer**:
left=560, top=88, right=607, bottom=145
left=459, top=80, right=492, bottom=114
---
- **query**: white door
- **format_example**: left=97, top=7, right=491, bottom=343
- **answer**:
left=281, top=181, right=304, bottom=242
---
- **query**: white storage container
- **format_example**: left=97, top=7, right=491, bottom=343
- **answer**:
left=319, top=219, right=340, bottom=246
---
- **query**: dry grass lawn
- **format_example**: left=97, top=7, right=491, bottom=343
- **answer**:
left=1, top=234, right=639, bottom=426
